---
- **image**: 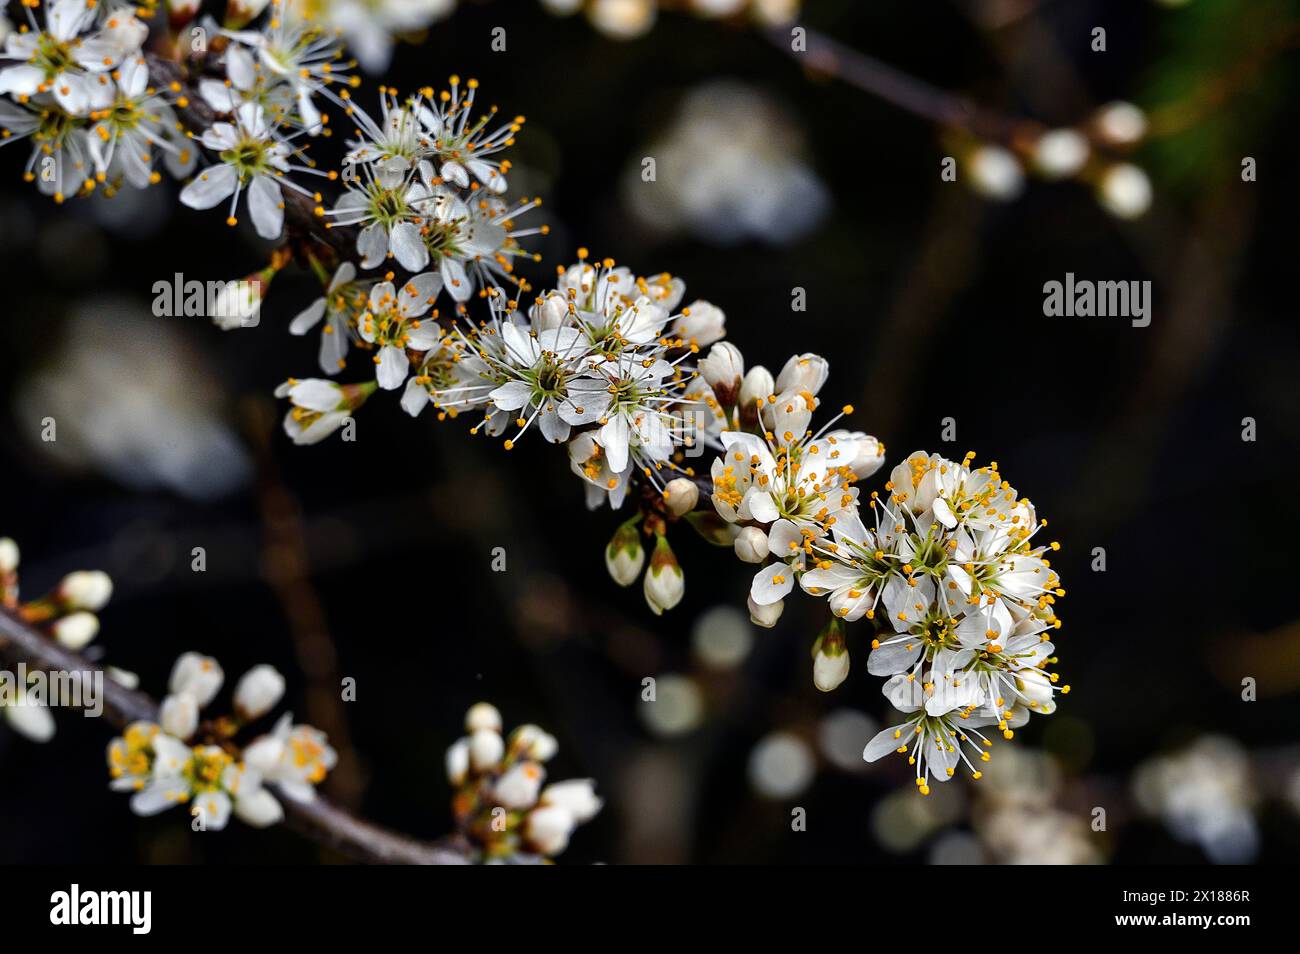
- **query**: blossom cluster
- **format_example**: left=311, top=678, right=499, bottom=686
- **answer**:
left=262, top=72, right=549, bottom=388
left=710, top=423, right=1069, bottom=791
left=961, top=101, right=1153, bottom=219
left=445, top=702, right=602, bottom=861
left=108, top=652, right=336, bottom=830
left=1, top=2, right=1074, bottom=802
left=252, top=60, right=1070, bottom=789
left=0, top=536, right=128, bottom=741
left=290, top=266, right=1071, bottom=792
left=0, top=0, right=188, bottom=201
left=282, top=251, right=732, bottom=609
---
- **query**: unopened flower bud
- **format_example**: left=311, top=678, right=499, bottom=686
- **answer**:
left=168, top=652, right=224, bottom=707
left=967, top=145, right=1024, bottom=200
left=734, top=526, right=770, bottom=564
left=1033, top=129, right=1089, bottom=179
left=59, top=570, right=113, bottom=611
left=212, top=268, right=272, bottom=330
left=52, top=611, right=99, bottom=651
left=106, top=667, right=139, bottom=689
left=0, top=537, right=18, bottom=573
left=6, top=700, right=54, bottom=743
left=1097, top=164, right=1152, bottom=219
left=494, top=761, right=545, bottom=809
left=775, top=353, right=829, bottom=396
left=739, top=365, right=775, bottom=407
left=605, top=518, right=645, bottom=587
left=465, top=702, right=503, bottom=733
left=587, top=0, right=656, bottom=40
left=532, top=292, right=569, bottom=331
left=839, top=432, right=885, bottom=479
left=541, top=778, right=603, bottom=823
left=511, top=723, right=559, bottom=761
left=747, top=594, right=783, bottom=628
left=811, top=619, right=850, bottom=692
left=524, top=804, right=577, bottom=855
left=234, top=665, right=285, bottom=721
left=159, top=693, right=199, bottom=740
left=445, top=737, right=470, bottom=786
left=770, top=388, right=813, bottom=443
left=469, top=727, right=505, bottom=772
left=1094, top=101, right=1148, bottom=146
left=699, top=342, right=744, bottom=405
left=166, top=0, right=201, bottom=24
left=224, top=0, right=272, bottom=29
left=643, top=535, right=684, bottom=615
left=663, top=478, right=699, bottom=516
left=234, top=788, right=284, bottom=828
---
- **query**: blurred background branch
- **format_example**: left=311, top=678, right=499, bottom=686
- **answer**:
left=0, top=606, right=469, bottom=865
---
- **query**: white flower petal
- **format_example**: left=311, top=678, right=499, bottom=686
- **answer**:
left=248, top=174, right=284, bottom=240
left=179, top=164, right=239, bottom=210
left=376, top=344, right=408, bottom=390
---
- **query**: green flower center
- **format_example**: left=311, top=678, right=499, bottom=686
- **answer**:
left=220, top=136, right=278, bottom=183
left=184, top=749, right=234, bottom=794
left=365, top=183, right=414, bottom=227
left=34, top=35, right=78, bottom=80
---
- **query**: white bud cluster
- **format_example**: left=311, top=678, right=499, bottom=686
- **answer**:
left=445, top=703, right=602, bottom=860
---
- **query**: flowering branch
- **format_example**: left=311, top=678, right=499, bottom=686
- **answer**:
left=0, top=0, right=1078, bottom=810
left=765, top=23, right=1156, bottom=216
left=141, top=49, right=355, bottom=258
left=0, top=604, right=470, bottom=865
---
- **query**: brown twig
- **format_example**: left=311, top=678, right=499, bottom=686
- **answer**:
left=763, top=24, right=1026, bottom=143
left=0, top=606, right=469, bottom=865
left=243, top=398, right=368, bottom=810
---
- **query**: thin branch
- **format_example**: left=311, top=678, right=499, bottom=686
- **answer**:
left=244, top=398, right=368, bottom=810
left=0, top=606, right=469, bottom=865
left=770, top=19, right=1300, bottom=148
left=764, top=24, right=1025, bottom=143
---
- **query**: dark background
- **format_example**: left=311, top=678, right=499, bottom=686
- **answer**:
left=0, top=0, right=1296, bottom=863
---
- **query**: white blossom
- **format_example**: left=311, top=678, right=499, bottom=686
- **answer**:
left=234, top=664, right=286, bottom=721
left=0, top=0, right=145, bottom=116
left=275, top=377, right=373, bottom=444
left=243, top=712, right=338, bottom=803
left=179, top=102, right=317, bottom=240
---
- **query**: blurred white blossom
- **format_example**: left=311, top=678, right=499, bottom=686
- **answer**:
left=18, top=301, right=251, bottom=499
left=1134, top=736, right=1259, bottom=864
left=623, top=81, right=829, bottom=245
